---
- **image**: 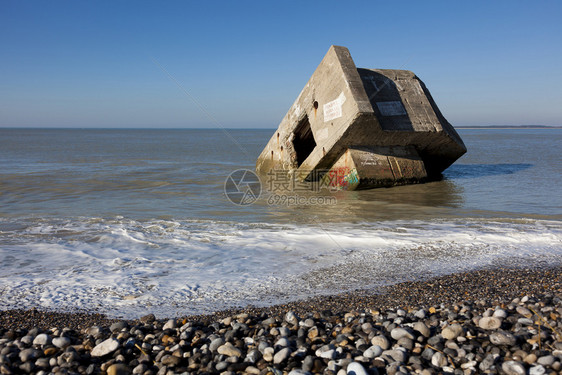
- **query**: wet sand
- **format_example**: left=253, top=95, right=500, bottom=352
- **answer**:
left=2, top=266, right=561, bottom=330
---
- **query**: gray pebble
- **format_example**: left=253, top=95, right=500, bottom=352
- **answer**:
left=132, top=364, right=148, bottom=374
left=274, top=337, right=290, bottom=348
left=371, top=335, right=390, bottom=350
left=442, top=323, right=463, bottom=340
left=162, top=319, right=176, bottom=330
left=502, top=360, right=526, bottom=375
left=489, top=331, right=516, bottom=346
left=273, top=347, right=292, bottom=364
left=397, top=337, right=414, bottom=350
left=431, top=352, right=448, bottom=368
left=421, top=347, right=435, bottom=361
left=279, top=327, right=291, bottom=337
left=109, top=321, right=127, bottom=332
left=383, top=348, right=406, bottom=363
left=86, top=326, right=102, bottom=336
left=245, top=349, right=261, bottom=363
left=516, top=306, right=532, bottom=317
left=52, top=336, right=71, bottom=349
left=427, top=335, right=442, bottom=346
left=537, top=355, right=555, bottom=366
left=19, top=348, right=41, bottom=362
left=413, top=321, right=430, bottom=338
left=363, top=345, right=382, bottom=359
left=302, top=355, right=314, bottom=372
left=19, top=362, right=34, bottom=373
left=215, top=361, right=228, bottom=371
left=285, top=311, right=299, bottom=326
left=479, top=354, right=497, bottom=371
left=21, top=335, right=33, bottom=345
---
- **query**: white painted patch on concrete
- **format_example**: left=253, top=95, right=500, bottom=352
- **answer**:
left=323, top=92, right=346, bottom=122
left=293, top=104, right=301, bottom=118
left=316, top=128, right=329, bottom=141
left=376, top=101, right=407, bottom=116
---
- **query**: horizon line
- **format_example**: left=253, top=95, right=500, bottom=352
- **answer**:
left=0, top=125, right=561, bottom=130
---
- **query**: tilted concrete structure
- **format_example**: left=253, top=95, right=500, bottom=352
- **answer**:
left=256, top=46, right=466, bottom=190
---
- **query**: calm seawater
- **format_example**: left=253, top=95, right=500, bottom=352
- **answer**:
left=0, top=128, right=561, bottom=318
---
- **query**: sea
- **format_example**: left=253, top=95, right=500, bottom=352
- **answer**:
left=0, top=128, right=561, bottom=319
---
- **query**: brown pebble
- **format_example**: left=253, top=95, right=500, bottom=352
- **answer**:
left=524, top=353, right=537, bottom=364
left=44, top=347, right=57, bottom=356
left=308, top=327, right=319, bottom=339
left=161, top=334, right=174, bottom=345
left=140, top=314, right=155, bottom=324
left=313, top=358, right=326, bottom=373
left=107, top=363, right=130, bottom=375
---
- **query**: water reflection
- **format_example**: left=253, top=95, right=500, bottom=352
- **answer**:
left=445, top=163, right=533, bottom=179
left=257, top=178, right=465, bottom=224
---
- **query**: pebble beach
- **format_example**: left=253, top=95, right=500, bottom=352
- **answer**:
left=1, top=266, right=562, bottom=375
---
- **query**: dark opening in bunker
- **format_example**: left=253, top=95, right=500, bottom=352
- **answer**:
left=292, top=116, right=316, bottom=167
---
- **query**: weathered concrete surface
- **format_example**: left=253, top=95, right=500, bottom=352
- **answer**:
left=256, top=45, right=466, bottom=190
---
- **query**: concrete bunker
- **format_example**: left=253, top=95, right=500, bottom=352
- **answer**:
left=256, top=46, right=466, bottom=191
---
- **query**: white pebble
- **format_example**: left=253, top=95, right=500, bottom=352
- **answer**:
left=390, top=327, right=414, bottom=340
left=91, top=338, right=119, bottom=357
left=478, top=317, right=502, bottom=330
left=33, top=333, right=51, bottom=346
left=493, top=309, right=507, bottom=318
left=273, top=347, right=292, bottom=364
left=530, top=365, right=546, bottom=375
left=347, top=362, right=368, bottom=375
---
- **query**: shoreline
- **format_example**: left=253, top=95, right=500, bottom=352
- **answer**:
left=2, top=266, right=561, bottom=330
left=1, top=265, right=561, bottom=374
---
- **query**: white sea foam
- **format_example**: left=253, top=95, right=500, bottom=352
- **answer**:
left=0, top=217, right=561, bottom=318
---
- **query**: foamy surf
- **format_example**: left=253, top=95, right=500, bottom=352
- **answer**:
left=0, top=217, right=560, bottom=319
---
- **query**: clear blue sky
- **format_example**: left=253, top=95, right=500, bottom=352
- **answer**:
left=1, top=1, right=561, bottom=128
